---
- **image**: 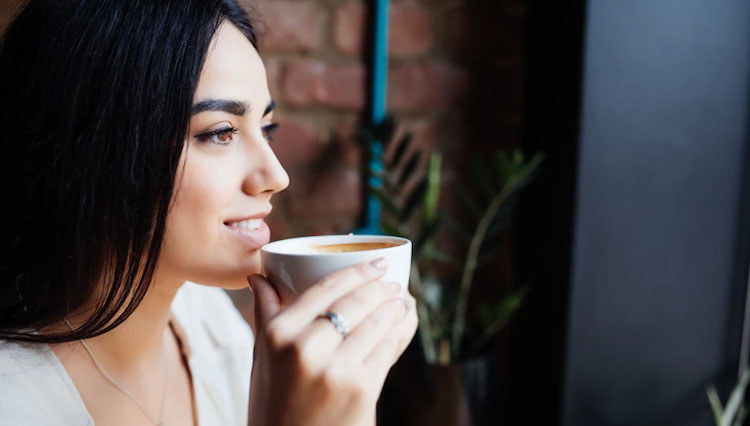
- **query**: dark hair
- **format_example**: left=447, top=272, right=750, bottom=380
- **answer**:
left=0, top=0, right=258, bottom=343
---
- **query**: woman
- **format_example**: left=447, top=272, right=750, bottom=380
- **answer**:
left=0, top=1, right=418, bottom=425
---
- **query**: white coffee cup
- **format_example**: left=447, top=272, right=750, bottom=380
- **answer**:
left=261, top=235, right=412, bottom=300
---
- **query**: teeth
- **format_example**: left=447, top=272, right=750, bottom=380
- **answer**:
left=228, top=219, right=262, bottom=230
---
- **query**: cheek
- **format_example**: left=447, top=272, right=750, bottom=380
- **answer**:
left=161, top=156, right=238, bottom=272
left=158, top=148, right=263, bottom=287
left=173, top=162, right=231, bottom=233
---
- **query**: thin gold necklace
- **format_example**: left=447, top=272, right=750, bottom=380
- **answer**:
left=64, top=319, right=170, bottom=426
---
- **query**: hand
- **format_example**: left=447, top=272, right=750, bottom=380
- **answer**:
left=246, top=258, right=418, bottom=426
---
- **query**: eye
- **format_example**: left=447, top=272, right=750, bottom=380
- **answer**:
left=261, top=123, right=279, bottom=142
left=195, top=126, right=239, bottom=145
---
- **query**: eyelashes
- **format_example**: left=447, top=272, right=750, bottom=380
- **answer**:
left=261, top=123, right=280, bottom=142
left=194, top=123, right=280, bottom=145
left=194, top=126, right=239, bottom=145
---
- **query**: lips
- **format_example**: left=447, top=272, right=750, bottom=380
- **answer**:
left=224, top=219, right=270, bottom=249
left=224, top=209, right=272, bottom=249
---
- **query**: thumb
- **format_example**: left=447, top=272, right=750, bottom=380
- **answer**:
left=248, top=274, right=282, bottom=330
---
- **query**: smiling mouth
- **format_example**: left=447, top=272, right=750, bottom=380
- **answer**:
left=225, top=218, right=263, bottom=230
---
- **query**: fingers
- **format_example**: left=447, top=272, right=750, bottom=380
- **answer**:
left=248, top=274, right=283, bottom=330
left=391, top=294, right=419, bottom=362
left=362, top=294, right=418, bottom=385
left=272, top=258, right=388, bottom=338
left=335, top=293, right=413, bottom=363
left=293, top=279, right=406, bottom=363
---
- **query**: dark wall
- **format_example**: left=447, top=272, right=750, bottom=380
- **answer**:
left=563, top=1, right=750, bottom=425
left=511, top=0, right=586, bottom=423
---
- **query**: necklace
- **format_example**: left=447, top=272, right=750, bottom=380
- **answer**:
left=64, top=319, right=170, bottom=426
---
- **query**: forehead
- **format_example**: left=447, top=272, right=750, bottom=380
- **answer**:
left=194, top=22, right=268, bottom=104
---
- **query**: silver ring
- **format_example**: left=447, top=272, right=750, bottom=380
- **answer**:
left=322, top=311, right=350, bottom=337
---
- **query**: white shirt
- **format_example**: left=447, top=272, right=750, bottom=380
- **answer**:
left=0, top=282, right=254, bottom=425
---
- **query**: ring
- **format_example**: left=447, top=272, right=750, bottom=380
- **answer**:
left=321, top=311, right=350, bottom=338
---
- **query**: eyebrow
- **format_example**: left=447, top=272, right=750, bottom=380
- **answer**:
left=191, top=98, right=276, bottom=117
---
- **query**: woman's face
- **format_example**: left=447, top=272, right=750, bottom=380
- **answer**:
left=159, top=23, right=289, bottom=290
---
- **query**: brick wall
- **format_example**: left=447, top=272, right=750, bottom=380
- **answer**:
left=245, top=0, right=526, bottom=240
left=0, top=0, right=527, bottom=327
left=0, top=0, right=525, bottom=240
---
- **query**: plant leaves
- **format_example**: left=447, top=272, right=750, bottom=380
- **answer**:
left=373, top=116, right=396, bottom=142
left=424, top=152, right=442, bottom=223
left=400, top=177, right=428, bottom=223
left=441, top=212, right=473, bottom=244
left=707, top=386, right=724, bottom=426
left=414, top=218, right=441, bottom=255
left=734, top=405, right=748, bottom=426
left=469, top=287, right=529, bottom=355
left=504, top=152, right=544, bottom=191
left=420, top=276, right=443, bottom=312
left=370, top=187, right=399, bottom=215
left=398, top=151, right=420, bottom=187
left=475, top=247, right=503, bottom=269
left=485, top=289, right=527, bottom=328
left=448, top=180, right=483, bottom=220
left=486, top=215, right=511, bottom=239
left=381, top=221, right=405, bottom=238
left=470, top=157, right=497, bottom=203
left=723, top=369, right=750, bottom=426
left=389, top=133, right=412, bottom=168
left=493, top=151, right=513, bottom=183
left=422, top=245, right=463, bottom=269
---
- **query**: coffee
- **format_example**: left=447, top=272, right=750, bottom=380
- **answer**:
left=262, top=235, right=411, bottom=297
left=311, top=242, right=401, bottom=253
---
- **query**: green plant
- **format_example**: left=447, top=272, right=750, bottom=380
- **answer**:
left=358, top=119, right=542, bottom=364
left=707, top=369, right=750, bottom=426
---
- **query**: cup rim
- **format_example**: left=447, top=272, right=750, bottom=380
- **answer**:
left=261, top=234, right=411, bottom=256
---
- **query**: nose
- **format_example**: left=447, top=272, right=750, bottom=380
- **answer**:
left=241, top=140, right=289, bottom=197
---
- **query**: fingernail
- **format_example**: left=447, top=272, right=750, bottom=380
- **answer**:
left=370, top=257, right=388, bottom=272
left=382, top=281, right=402, bottom=293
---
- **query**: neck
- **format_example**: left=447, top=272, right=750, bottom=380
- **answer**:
left=68, top=273, right=185, bottom=373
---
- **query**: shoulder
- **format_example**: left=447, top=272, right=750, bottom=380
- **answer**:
left=0, top=341, right=93, bottom=425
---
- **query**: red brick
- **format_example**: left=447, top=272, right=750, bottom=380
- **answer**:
left=441, top=11, right=470, bottom=54
left=406, top=119, right=439, bottom=156
left=282, top=60, right=325, bottom=106
left=333, top=1, right=366, bottom=56
left=286, top=167, right=362, bottom=217
left=333, top=2, right=434, bottom=58
left=258, top=1, right=324, bottom=53
left=387, top=61, right=468, bottom=112
left=418, top=0, right=463, bottom=6
left=266, top=211, right=295, bottom=241
left=333, top=115, right=365, bottom=166
left=270, top=114, right=327, bottom=168
left=388, top=4, right=433, bottom=57
left=263, top=57, right=282, bottom=101
left=321, top=65, right=366, bottom=109
left=282, top=60, right=366, bottom=110
left=305, top=217, right=360, bottom=236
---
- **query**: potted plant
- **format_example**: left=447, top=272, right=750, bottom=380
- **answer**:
left=358, top=119, right=542, bottom=425
left=707, top=369, right=750, bottom=426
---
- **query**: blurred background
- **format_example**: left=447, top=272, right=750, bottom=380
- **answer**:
left=3, top=0, right=750, bottom=425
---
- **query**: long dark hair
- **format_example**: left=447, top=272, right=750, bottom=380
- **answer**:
left=0, top=0, right=258, bottom=343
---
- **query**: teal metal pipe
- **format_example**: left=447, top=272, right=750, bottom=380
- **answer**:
left=357, top=0, right=389, bottom=234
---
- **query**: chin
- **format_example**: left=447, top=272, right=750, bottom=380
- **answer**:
left=221, top=275, right=255, bottom=290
